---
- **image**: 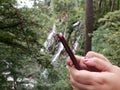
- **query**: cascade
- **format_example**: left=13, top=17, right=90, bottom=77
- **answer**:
left=43, top=21, right=83, bottom=63
left=72, top=22, right=82, bottom=53
left=43, top=24, right=64, bottom=63
left=52, top=42, right=63, bottom=63
left=44, top=24, right=56, bottom=50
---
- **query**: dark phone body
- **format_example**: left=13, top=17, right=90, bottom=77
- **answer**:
left=57, top=33, right=81, bottom=70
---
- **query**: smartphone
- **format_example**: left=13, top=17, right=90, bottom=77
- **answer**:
left=57, top=33, right=81, bottom=70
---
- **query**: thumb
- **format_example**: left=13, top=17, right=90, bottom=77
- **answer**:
left=84, top=58, right=113, bottom=72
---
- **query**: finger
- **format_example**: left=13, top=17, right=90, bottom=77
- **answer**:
left=66, top=57, right=73, bottom=67
left=85, top=51, right=109, bottom=62
left=73, top=87, right=79, bottom=90
left=84, top=57, right=113, bottom=71
left=66, top=56, right=88, bottom=69
left=69, top=66, right=95, bottom=84
left=66, top=55, right=82, bottom=65
left=70, top=74, right=93, bottom=90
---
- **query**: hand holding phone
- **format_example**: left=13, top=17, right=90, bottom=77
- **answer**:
left=57, top=33, right=81, bottom=70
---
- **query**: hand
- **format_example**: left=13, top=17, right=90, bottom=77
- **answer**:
left=66, top=51, right=120, bottom=90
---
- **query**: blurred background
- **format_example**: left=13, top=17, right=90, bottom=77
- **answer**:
left=0, top=0, right=120, bottom=90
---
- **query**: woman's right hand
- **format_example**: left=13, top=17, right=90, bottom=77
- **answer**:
left=66, top=51, right=120, bottom=90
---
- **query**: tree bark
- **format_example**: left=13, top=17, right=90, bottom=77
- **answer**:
left=84, top=0, right=93, bottom=55
left=98, top=0, right=102, bottom=9
left=111, top=0, right=115, bottom=11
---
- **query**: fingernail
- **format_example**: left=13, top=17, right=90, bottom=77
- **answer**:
left=67, top=62, right=73, bottom=67
left=84, top=58, right=89, bottom=63
left=69, top=62, right=73, bottom=67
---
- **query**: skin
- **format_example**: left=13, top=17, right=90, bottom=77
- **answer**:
left=66, top=51, right=120, bottom=90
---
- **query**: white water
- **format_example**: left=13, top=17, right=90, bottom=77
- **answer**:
left=43, top=23, right=64, bottom=63
left=52, top=42, right=64, bottom=62
left=73, top=21, right=80, bottom=27
left=41, top=69, right=48, bottom=79
left=72, top=35, right=81, bottom=53
left=72, top=22, right=82, bottom=53
left=44, top=24, right=56, bottom=49
left=43, top=21, right=82, bottom=63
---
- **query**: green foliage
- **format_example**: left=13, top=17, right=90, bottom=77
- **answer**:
left=93, top=0, right=120, bottom=30
left=3, top=0, right=119, bottom=90
left=51, top=0, right=85, bottom=54
left=51, top=0, right=74, bottom=14
left=0, top=0, right=54, bottom=89
left=35, top=63, right=72, bottom=90
left=92, top=10, right=120, bottom=66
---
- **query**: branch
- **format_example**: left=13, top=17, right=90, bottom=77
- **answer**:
left=0, top=22, right=21, bottom=29
left=0, top=37, right=29, bottom=51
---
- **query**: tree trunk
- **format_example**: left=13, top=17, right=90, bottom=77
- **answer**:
left=111, top=0, right=115, bottom=11
left=98, top=0, right=102, bottom=9
left=84, top=0, right=93, bottom=55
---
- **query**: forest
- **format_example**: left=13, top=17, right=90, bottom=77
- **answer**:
left=0, top=0, right=120, bottom=90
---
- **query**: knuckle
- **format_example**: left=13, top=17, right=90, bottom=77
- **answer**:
left=73, top=72, right=80, bottom=81
left=93, top=57, right=98, bottom=61
left=91, top=57, right=98, bottom=63
left=86, top=51, right=95, bottom=57
left=87, top=51, right=94, bottom=55
left=94, top=76, right=105, bottom=85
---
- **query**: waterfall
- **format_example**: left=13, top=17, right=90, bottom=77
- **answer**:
left=44, top=24, right=56, bottom=50
left=51, top=42, right=64, bottom=63
left=72, top=22, right=82, bottom=53
left=43, top=23, right=63, bottom=63
left=43, top=21, right=83, bottom=63
left=43, top=23, right=64, bottom=63
left=41, top=69, right=48, bottom=79
left=72, top=35, right=81, bottom=53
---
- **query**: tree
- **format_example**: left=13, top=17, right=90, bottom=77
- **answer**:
left=2, top=0, right=120, bottom=90
left=84, top=0, right=93, bottom=55
left=0, top=0, right=53, bottom=89
left=92, top=10, right=120, bottom=66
